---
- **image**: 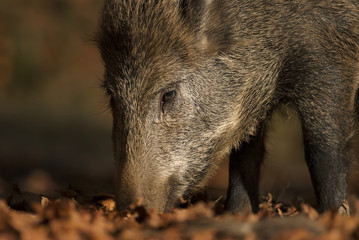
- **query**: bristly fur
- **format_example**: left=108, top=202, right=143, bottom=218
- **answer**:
left=97, top=0, right=359, bottom=212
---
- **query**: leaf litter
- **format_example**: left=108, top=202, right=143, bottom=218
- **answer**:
left=1, top=186, right=359, bottom=240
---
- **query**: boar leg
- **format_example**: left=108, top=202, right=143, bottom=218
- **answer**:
left=298, top=103, right=352, bottom=213
left=225, top=125, right=265, bottom=213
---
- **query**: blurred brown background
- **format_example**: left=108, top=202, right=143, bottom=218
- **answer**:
left=0, top=0, right=358, bottom=206
left=0, top=0, right=113, bottom=197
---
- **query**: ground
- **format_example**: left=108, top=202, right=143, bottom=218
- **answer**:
left=1, top=185, right=359, bottom=240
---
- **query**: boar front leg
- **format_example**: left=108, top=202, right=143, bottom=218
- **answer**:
left=225, top=125, right=265, bottom=213
left=297, top=96, right=353, bottom=213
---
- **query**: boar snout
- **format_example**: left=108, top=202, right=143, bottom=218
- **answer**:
left=114, top=166, right=175, bottom=212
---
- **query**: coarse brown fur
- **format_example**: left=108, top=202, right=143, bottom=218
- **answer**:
left=97, top=0, right=359, bottom=212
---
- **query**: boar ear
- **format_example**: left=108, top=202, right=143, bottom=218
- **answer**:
left=179, top=0, right=234, bottom=54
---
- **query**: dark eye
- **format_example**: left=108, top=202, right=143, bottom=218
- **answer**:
left=161, top=90, right=176, bottom=112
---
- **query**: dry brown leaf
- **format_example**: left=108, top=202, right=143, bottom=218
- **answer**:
left=300, top=204, right=319, bottom=220
left=191, top=229, right=216, bottom=240
left=100, top=198, right=116, bottom=212
left=41, top=196, right=51, bottom=208
left=271, top=229, right=314, bottom=240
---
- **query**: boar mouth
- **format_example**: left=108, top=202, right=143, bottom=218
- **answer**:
left=163, top=157, right=214, bottom=212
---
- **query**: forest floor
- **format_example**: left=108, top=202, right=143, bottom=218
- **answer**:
left=1, top=185, right=359, bottom=240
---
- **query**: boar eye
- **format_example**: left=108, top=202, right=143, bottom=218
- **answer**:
left=161, top=90, right=176, bottom=112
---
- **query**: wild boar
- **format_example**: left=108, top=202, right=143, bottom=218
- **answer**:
left=96, top=0, right=359, bottom=213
